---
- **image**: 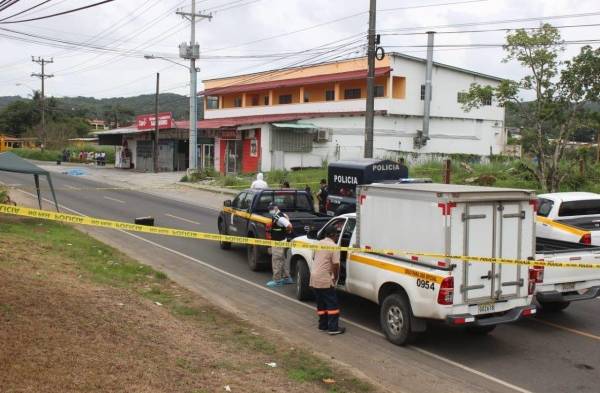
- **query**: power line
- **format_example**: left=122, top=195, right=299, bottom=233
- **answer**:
left=0, top=0, right=48, bottom=21
left=383, top=39, right=600, bottom=49
left=0, top=0, right=115, bottom=24
left=202, top=0, right=486, bottom=54
left=381, top=22, right=600, bottom=36
left=0, top=0, right=21, bottom=13
left=379, top=10, right=600, bottom=33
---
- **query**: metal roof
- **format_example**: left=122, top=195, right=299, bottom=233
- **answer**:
left=389, top=52, right=504, bottom=82
left=202, top=67, right=391, bottom=96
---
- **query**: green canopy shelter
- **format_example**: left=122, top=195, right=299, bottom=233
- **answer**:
left=0, top=151, right=59, bottom=211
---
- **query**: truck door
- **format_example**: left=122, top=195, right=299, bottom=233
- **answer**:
left=228, top=192, right=246, bottom=235
left=495, top=202, right=526, bottom=299
left=456, top=203, right=496, bottom=302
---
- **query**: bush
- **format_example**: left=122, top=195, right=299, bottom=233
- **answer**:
left=0, top=187, right=9, bottom=204
left=12, top=148, right=62, bottom=162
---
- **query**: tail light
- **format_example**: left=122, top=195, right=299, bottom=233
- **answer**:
left=528, top=265, right=544, bottom=294
left=529, top=199, right=538, bottom=213
left=580, top=233, right=591, bottom=245
left=265, top=222, right=272, bottom=240
left=437, top=277, right=454, bottom=305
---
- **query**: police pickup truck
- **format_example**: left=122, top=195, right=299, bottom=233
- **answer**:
left=291, top=183, right=539, bottom=345
left=325, top=159, right=403, bottom=216
left=291, top=184, right=600, bottom=345
left=218, top=188, right=330, bottom=271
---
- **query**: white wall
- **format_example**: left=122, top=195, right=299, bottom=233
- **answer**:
left=260, top=112, right=506, bottom=171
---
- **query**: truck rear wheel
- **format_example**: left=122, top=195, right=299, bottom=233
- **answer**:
left=466, top=325, right=496, bottom=335
left=295, top=259, right=313, bottom=301
left=380, top=293, right=415, bottom=346
left=218, top=220, right=231, bottom=250
left=247, top=238, right=268, bottom=271
left=539, top=301, right=570, bottom=312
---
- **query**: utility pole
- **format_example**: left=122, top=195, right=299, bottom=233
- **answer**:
left=364, top=0, right=376, bottom=159
left=153, top=72, right=160, bottom=173
left=177, top=0, right=212, bottom=171
left=415, top=31, right=435, bottom=148
left=31, top=56, right=53, bottom=150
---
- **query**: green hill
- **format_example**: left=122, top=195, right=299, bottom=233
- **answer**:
left=0, top=93, right=202, bottom=121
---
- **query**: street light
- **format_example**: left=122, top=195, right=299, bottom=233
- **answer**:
left=144, top=54, right=201, bottom=172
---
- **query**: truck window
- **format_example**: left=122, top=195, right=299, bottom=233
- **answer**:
left=319, top=217, right=346, bottom=240
left=537, top=198, right=554, bottom=217
left=232, top=192, right=246, bottom=210
left=254, top=191, right=313, bottom=212
left=240, top=193, right=254, bottom=210
left=558, top=199, right=600, bottom=217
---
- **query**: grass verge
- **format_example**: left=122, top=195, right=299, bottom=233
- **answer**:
left=0, top=215, right=376, bottom=393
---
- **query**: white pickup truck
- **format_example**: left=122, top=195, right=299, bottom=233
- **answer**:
left=537, top=192, right=600, bottom=245
left=290, top=184, right=600, bottom=345
left=534, top=192, right=600, bottom=311
left=290, top=183, right=539, bottom=345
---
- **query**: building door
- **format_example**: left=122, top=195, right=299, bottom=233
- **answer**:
left=199, top=144, right=214, bottom=170
left=225, top=140, right=241, bottom=174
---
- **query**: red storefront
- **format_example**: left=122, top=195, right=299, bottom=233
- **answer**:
left=218, top=128, right=261, bottom=174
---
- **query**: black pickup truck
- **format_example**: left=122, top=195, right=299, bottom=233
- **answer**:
left=218, top=188, right=330, bottom=271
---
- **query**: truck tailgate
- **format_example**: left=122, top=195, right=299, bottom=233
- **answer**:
left=537, top=249, right=600, bottom=285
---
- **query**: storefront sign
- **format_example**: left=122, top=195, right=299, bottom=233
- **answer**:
left=220, top=130, right=240, bottom=140
left=136, top=112, right=175, bottom=130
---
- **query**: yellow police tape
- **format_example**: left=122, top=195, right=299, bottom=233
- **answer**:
left=1, top=203, right=600, bottom=270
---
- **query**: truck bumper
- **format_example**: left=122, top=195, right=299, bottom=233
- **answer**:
left=536, top=286, right=600, bottom=303
left=446, top=305, right=537, bottom=327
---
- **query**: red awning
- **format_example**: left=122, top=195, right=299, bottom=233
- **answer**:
left=202, top=67, right=392, bottom=96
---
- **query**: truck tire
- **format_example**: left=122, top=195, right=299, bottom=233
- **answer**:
left=218, top=220, right=231, bottom=250
left=466, top=325, right=496, bottom=335
left=539, top=301, right=570, bottom=312
left=295, top=259, right=313, bottom=301
left=380, top=293, right=415, bottom=346
left=247, top=237, right=267, bottom=271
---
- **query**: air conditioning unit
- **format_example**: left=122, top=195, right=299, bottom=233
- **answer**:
left=246, top=129, right=255, bottom=139
left=316, top=129, right=329, bottom=142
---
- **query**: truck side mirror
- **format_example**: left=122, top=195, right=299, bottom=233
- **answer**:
left=224, top=200, right=232, bottom=207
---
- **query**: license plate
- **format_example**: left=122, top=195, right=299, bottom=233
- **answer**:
left=562, top=282, right=576, bottom=291
left=478, top=302, right=496, bottom=313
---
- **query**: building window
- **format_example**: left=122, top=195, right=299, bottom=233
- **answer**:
left=250, top=139, right=258, bottom=157
left=374, top=85, right=385, bottom=98
left=251, top=95, right=259, bottom=106
left=304, top=92, right=309, bottom=103
left=457, top=92, right=468, bottom=104
left=233, top=97, right=242, bottom=107
left=344, top=88, right=361, bottom=99
left=278, top=94, right=292, bottom=104
left=482, top=93, right=492, bottom=106
left=206, top=96, right=219, bottom=109
left=420, top=84, right=432, bottom=101
left=264, top=95, right=269, bottom=105
left=325, top=90, right=335, bottom=101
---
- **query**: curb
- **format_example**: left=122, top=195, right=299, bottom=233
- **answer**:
left=177, top=182, right=239, bottom=196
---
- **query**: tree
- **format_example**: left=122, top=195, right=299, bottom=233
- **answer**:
left=462, top=24, right=600, bottom=191
left=0, top=99, right=39, bottom=136
left=102, top=104, right=135, bottom=129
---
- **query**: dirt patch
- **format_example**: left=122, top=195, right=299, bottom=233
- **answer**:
left=0, top=217, right=374, bottom=393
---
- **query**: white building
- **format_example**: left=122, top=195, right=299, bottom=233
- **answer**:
left=200, top=53, right=506, bottom=174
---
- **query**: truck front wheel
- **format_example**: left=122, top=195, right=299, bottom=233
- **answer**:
left=295, top=259, right=313, bottom=301
left=539, top=300, right=570, bottom=312
left=380, top=293, right=414, bottom=346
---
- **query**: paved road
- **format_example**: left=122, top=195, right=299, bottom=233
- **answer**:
left=2, top=170, right=599, bottom=393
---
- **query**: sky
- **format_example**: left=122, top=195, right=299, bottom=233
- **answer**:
left=0, top=0, right=598, bottom=99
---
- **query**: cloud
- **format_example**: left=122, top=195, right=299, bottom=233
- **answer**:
left=0, top=0, right=597, bottom=99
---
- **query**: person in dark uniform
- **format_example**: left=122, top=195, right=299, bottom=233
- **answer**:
left=316, top=179, right=328, bottom=214
left=399, top=158, right=409, bottom=179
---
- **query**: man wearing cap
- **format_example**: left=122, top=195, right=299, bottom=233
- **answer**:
left=266, top=203, right=294, bottom=287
